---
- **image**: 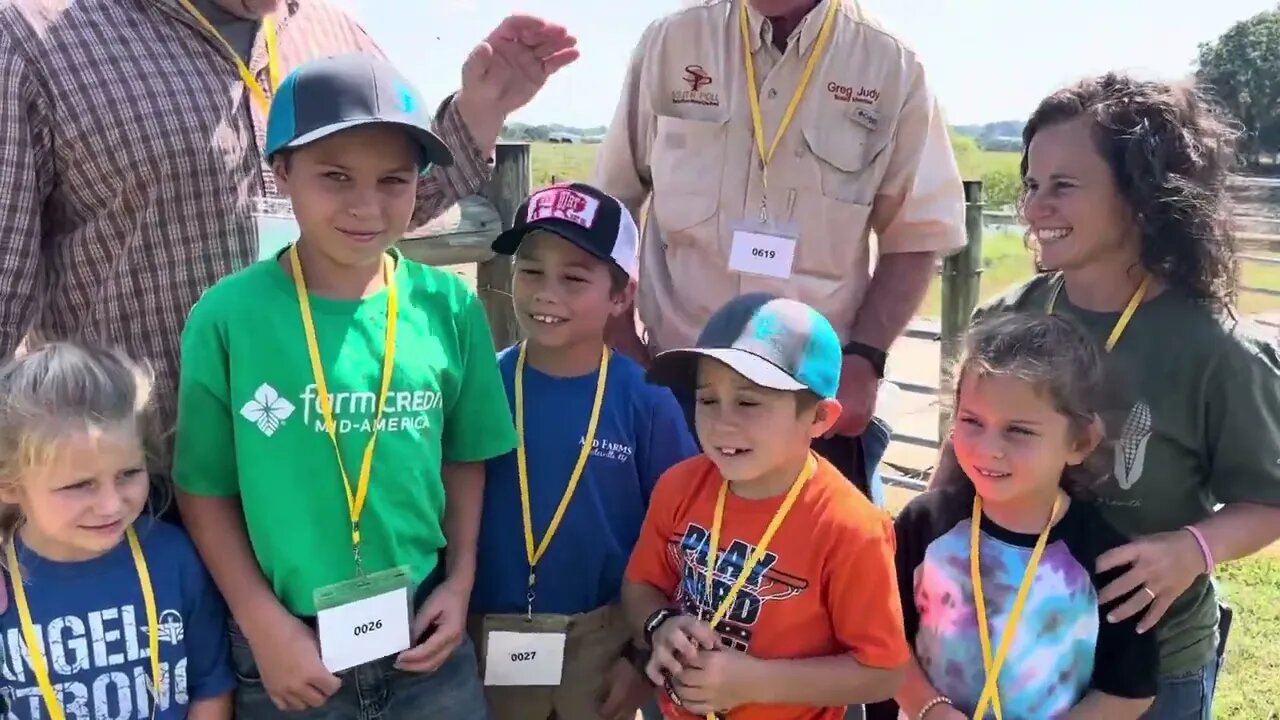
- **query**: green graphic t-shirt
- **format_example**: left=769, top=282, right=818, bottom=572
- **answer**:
left=173, top=250, right=517, bottom=615
left=976, top=273, right=1280, bottom=674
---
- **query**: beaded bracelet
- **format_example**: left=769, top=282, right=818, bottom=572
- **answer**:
left=918, top=695, right=955, bottom=719
left=1184, top=525, right=1215, bottom=574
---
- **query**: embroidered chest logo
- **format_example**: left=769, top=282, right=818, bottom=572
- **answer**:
left=673, top=64, right=720, bottom=107
left=684, top=64, right=713, bottom=91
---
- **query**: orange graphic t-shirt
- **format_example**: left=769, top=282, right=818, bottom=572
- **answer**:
left=624, top=454, right=909, bottom=720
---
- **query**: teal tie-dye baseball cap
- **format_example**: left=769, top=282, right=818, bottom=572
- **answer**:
left=647, top=293, right=842, bottom=399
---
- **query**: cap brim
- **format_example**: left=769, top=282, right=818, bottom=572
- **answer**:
left=285, top=118, right=455, bottom=168
left=492, top=219, right=630, bottom=276
left=647, top=347, right=808, bottom=397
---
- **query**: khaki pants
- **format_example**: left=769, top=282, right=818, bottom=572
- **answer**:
left=469, top=604, right=630, bottom=720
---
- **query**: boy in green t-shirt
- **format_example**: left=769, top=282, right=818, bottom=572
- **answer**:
left=172, top=54, right=517, bottom=718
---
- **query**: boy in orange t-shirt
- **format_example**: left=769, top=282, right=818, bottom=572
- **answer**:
left=623, top=293, right=909, bottom=720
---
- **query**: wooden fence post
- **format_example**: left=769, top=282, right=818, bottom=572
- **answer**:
left=477, top=142, right=531, bottom=350
left=938, top=180, right=985, bottom=437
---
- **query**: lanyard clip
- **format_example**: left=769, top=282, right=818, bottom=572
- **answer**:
left=526, top=567, right=536, bottom=620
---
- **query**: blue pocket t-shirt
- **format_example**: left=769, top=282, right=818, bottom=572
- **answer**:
left=472, top=348, right=699, bottom=616
left=0, top=517, right=234, bottom=719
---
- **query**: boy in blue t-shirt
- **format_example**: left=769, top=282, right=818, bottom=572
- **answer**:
left=469, top=182, right=698, bottom=719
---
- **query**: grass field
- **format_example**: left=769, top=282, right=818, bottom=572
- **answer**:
left=529, top=141, right=1280, bottom=317
left=519, top=141, right=1280, bottom=717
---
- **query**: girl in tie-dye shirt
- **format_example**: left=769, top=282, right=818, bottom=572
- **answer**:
left=892, top=314, right=1157, bottom=720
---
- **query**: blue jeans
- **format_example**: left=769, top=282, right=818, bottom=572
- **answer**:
left=229, top=620, right=489, bottom=719
left=1139, top=656, right=1221, bottom=720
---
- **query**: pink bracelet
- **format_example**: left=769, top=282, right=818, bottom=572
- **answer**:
left=1183, top=525, right=1214, bottom=574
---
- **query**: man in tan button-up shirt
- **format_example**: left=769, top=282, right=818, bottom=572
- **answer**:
left=595, top=0, right=964, bottom=511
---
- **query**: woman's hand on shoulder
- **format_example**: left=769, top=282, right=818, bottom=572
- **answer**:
left=1096, top=529, right=1206, bottom=633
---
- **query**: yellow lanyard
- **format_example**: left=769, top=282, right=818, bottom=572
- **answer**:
left=514, top=343, right=610, bottom=616
left=1046, top=274, right=1151, bottom=353
left=969, top=493, right=1061, bottom=720
left=701, top=454, right=816, bottom=720
left=8, top=527, right=161, bottom=720
left=176, top=0, right=282, bottom=112
left=738, top=0, right=839, bottom=219
left=289, top=244, right=398, bottom=576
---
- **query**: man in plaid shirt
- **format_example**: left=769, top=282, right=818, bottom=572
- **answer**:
left=0, top=0, right=577, bottom=465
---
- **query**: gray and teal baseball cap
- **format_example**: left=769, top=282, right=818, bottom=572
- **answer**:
left=264, top=53, right=453, bottom=172
left=647, top=293, right=842, bottom=400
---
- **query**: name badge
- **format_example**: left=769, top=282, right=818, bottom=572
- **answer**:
left=314, top=566, right=412, bottom=673
left=252, top=196, right=300, bottom=261
left=483, top=630, right=567, bottom=686
left=728, top=223, right=798, bottom=280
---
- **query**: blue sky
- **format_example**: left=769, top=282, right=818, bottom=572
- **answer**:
left=329, top=0, right=1274, bottom=126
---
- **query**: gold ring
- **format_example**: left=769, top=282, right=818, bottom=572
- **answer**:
left=1143, top=586, right=1157, bottom=600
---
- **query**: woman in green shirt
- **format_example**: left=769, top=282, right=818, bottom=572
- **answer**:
left=936, top=72, right=1280, bottom=719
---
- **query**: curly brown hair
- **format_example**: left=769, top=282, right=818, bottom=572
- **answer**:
left=931, top=312, right=1110, bottom=498
left=1020, top=72, right=1241, bottom=304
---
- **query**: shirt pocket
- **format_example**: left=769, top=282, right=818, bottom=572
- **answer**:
left=649, top=115, right=729, bottom=239
left=791, top=115, right=886, bottom=281
left=801, top=108, right=890, bottom=206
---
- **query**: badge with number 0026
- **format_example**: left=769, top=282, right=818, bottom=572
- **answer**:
left=313, top=565, right=413, bottom=673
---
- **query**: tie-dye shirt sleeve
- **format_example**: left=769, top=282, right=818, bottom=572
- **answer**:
left=895, top=487, right=1158, bottom=718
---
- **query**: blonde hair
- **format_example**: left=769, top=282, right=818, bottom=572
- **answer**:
left=0, top=342, right=161, bottom=542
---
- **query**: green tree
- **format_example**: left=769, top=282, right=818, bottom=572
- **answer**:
left=951, top=134, right=980, bottom=171
left=981, top=167, right=1021, bottom=210
left=1196, top=7, right=1280, bottom=162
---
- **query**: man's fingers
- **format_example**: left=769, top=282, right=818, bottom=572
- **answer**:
left=461, top=41, right=494, bottom=84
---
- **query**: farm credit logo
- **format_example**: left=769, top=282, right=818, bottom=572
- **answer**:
left=239, top=383, right=441, bottom=437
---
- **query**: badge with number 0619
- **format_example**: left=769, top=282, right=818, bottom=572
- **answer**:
left=313, top=566, right=412, bottom=673
left=728, top=219, right=798, bottom=280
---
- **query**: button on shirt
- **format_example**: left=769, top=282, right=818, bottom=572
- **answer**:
left=0, top=0, right=492, bottom=457
left=594, top=0, right=966, bottom=353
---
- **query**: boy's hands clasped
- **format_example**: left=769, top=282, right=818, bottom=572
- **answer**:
left=248, top=579, right=472, bottom=712
left=645, top=614, right=755, bottom=715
